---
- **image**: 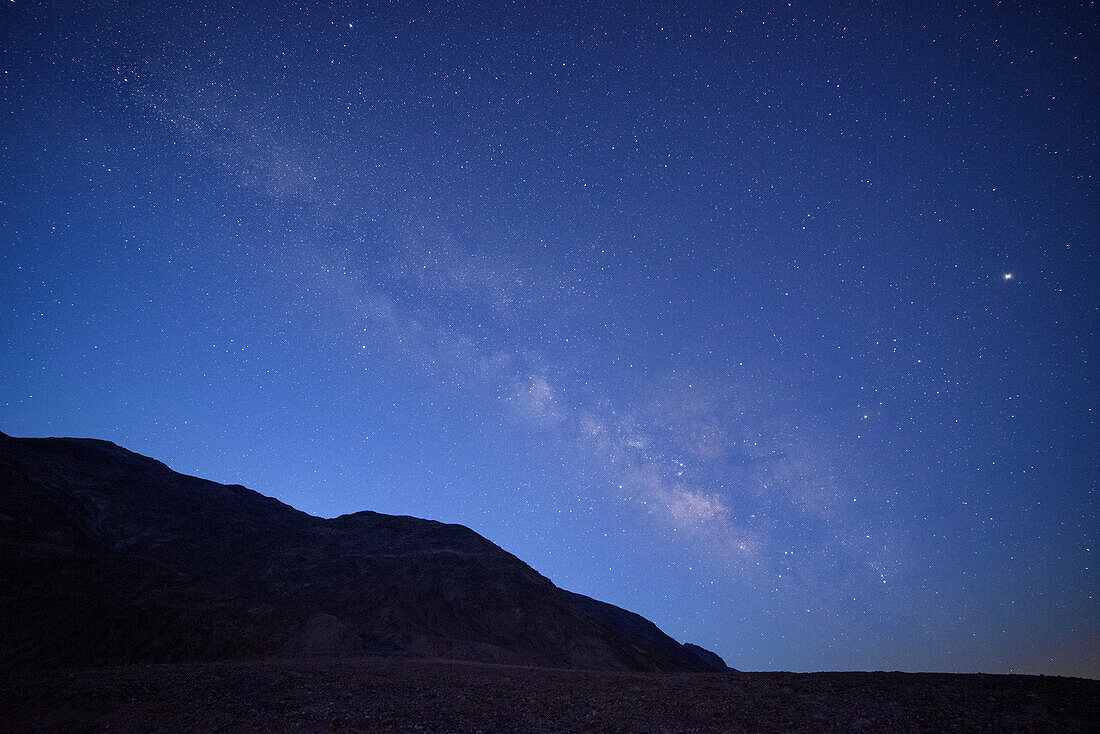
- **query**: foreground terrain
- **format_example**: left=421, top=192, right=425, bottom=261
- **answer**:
left=2, top=657, right=1096, bottom=733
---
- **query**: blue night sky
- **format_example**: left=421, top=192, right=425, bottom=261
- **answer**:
left=2, top=2, right=1097, bottom=677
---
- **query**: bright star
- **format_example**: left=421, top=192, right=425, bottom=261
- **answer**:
left=1003, top=273, right=1013, bottom=280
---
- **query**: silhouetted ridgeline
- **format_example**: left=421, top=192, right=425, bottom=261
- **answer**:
left=0, top=431, right=728, bottom=673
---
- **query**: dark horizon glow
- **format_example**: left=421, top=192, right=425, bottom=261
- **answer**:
left=2, top=2, right=1096, bottom=677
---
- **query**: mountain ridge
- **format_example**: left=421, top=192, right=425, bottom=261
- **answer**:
left=0, top=431, right=729, bottom=673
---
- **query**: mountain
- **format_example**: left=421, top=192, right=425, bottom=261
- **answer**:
left=0, top=432, right=728, bottom=673
left=682, top=642, right=731, bottom=671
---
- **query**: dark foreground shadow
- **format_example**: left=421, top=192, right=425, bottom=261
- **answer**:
left=2, top=657, right=1096, bottom=733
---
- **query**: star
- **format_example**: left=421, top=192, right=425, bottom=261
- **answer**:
left=1003, top=273, right=1013, bottom=280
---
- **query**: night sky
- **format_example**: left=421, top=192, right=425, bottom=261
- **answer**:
left=2, top=2, right=1097, bottom=677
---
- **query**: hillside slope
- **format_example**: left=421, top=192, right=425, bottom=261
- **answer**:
left=0, top=432, right=726, bottom=672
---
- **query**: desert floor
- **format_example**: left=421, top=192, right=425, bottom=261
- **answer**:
left=2, top=657, right=1096, bottom=733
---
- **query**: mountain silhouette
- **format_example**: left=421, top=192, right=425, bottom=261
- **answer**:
left=0, top=431, right=728, bottom=672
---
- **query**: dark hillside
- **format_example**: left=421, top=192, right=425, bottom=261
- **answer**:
left=0, top=432, right=721, bottom=673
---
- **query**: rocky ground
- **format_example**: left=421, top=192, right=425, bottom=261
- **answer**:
left=1, top=657, right=1096, bottom=733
